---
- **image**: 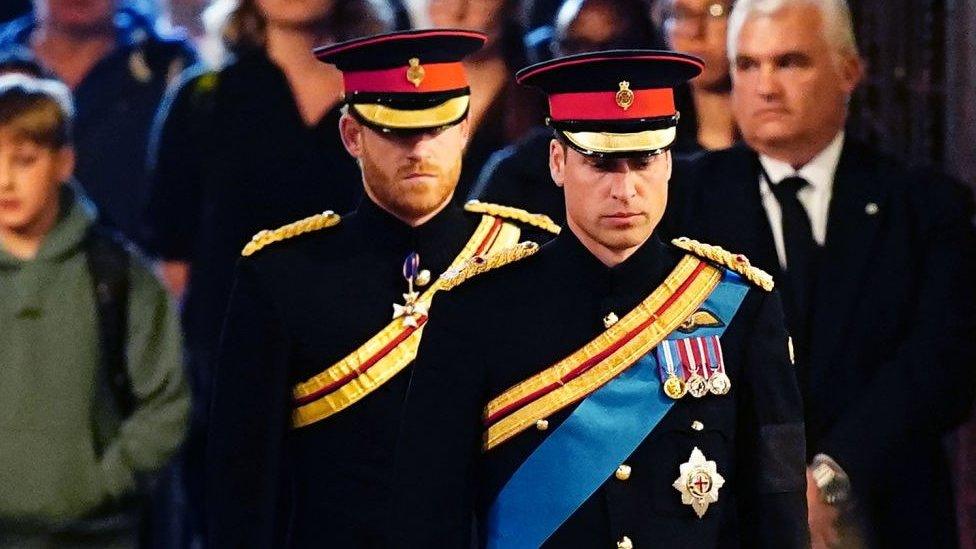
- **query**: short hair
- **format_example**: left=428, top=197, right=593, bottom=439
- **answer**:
left=0, top=74, right=74, bottom=148
left=727, top=0, right=859, bottom=61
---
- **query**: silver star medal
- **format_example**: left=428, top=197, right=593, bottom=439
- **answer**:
left=673, top=447, right=725, bottom=518
left=393, top=252, right=429, bottom=328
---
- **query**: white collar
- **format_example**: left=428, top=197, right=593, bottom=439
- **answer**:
left=759, top=131, right=845, bottom=192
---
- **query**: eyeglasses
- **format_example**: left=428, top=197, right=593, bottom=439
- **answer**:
left=660, top=2, right=730, bottom=37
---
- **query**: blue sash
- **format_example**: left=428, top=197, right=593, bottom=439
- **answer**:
left=485, top=270, right=750, bottom=549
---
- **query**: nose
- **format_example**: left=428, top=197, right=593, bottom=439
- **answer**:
left=756, top=63, right=781, bottom=100
left=404, top=131, right=439, bottom=162
left=609, top=170, right=639, bottom=201
left=0, top=156, right=13, bottom=191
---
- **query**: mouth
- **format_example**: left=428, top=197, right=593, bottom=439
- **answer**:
left=0, top=199, right=20, bottom=211
left=604, top=212, right=642, bottom=219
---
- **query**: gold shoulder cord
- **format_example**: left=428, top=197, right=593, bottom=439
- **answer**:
left=671, top=237, right=774, bottom=291
left=241, top=211, right=341, bottom=257
left=439, top=241, right=540, bottom=291
left=464, top=200, right=562, bottom=235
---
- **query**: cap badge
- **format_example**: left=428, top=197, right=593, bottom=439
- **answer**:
left=407, top=57, right=426, bottom=88
left=615, top=81, right=634, bottom=111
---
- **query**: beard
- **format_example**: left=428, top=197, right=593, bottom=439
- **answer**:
left=360, top=152, right=461, bottom=221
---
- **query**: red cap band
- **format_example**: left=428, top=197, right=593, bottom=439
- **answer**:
left=548, top=88, right=676, bottom=121
left=342, top=62, right=468, bottom=94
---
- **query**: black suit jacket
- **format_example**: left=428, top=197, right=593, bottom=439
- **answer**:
left=667, top=140, right=976, bottom=548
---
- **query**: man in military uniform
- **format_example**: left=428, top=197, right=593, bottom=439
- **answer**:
left=417, top=51, right=808, bottom=547
left=206, top=30, right=559, bottom=548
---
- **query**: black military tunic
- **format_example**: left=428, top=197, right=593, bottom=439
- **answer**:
left=207, top=198, right=552, bottom=548
left=418, top=231, right=809, bottom=548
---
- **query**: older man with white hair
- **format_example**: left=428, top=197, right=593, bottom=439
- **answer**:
left=668, top=0, right=976, bottom=547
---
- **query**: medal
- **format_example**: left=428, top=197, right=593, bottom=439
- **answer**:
left=392, top=252, right=429, bottom=328
left=673, top=447, right=725, bottom=518
left=681, top=338, right=709, bottom=398
left=656, top=340, right=687, bottom=400
left=663, top=374, right=687, bottom=399
left=703, top=335, right=731, bottom=395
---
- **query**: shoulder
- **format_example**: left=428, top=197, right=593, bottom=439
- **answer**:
left=670, top=236, right=774, bottom=292
left=463, top=199, right=561, bottom=235
left=240, top=211, right=343, bottom=258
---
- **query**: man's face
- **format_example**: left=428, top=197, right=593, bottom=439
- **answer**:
left=340, top=115, right=468, bottom=221
left=731, top=5, right=861, bottom=159
left=34, top=0, right=116, bottom=32
left=662, top=0, right=731, bottom=88
left=257, top=0, right=335, bottom=30
left=550, top=142, right=671, bottom=259
left=0, top=130, right=73, bottom=236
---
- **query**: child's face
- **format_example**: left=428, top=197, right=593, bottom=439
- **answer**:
left=0, top=130, right=74, bottom=235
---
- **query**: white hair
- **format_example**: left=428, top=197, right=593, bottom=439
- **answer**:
left=727, top=0, right=859, bottom=61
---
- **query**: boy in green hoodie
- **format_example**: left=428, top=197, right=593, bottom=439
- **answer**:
left=0, top=74, right=189, bottom=547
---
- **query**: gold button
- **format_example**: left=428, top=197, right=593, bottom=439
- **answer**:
left=691, top=420, right=704, bottom=431
left=603, top=312, right=619, bottom=328
left=617, top=536, right=634, bottom=549
left=536, top=419, right=549, bottom=431
left=615, top=464, right=632, bottom=480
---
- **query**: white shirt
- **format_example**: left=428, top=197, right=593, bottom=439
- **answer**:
left=758, top=132, right=845, bottom=269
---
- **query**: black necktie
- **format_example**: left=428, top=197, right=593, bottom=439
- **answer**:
left=769, top=176, right=817, bottom=344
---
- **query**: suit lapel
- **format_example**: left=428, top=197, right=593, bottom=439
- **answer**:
left=808, top=141, right=888, bottom=364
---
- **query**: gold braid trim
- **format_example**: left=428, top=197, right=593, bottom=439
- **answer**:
left=438, top=241, right=540, bottom=291
left=671, top=237, right=774, bottom=291
left=464, top=200, right=561, bottom=235
left=241, top=211, right=341, bottom=257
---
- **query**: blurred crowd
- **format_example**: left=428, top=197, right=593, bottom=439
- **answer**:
left=0, top=0, right=973, bottom=548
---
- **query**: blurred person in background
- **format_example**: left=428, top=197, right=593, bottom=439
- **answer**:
left=654, top=0, right=738, bottom=152
left=470, top=0, right=664, bottom=224
left=143, top=0, right=394, bottom=544
left=426, top=0, right=539, bottom=200
left=668, top=0, right=976, bottom=546
left=0, top=0, right=196, bottom=244
left=0, top=73, right=188, bottom=549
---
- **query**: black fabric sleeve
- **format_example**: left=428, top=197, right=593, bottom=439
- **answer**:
left=735, top=289, right=809, bottom=549
left=143, top=68, right=213, bottom=260
left=206, top=260, right=292, bottom=548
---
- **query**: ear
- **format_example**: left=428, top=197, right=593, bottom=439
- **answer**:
left=56, top=146, right=75, bottom=184
left=339, top=112, right=365, bottom=159
left=457, top=116, right=471, bottom=149
left=664, top=150, right=673, bottom=181
left=838, top=53, right=864, bottom=95
left=549, top=139, right=566, bottom=187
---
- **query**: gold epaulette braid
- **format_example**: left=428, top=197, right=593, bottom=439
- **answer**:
left=439, top=241, right=540, bottom=290
left=464, top=200, right=561, bottom=235
left=671, top=237, right=774, bottom=291
left=241, top=211, right=341, bottom=257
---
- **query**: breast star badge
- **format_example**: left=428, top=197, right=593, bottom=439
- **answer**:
left=673, top=447, right=725, bottom=518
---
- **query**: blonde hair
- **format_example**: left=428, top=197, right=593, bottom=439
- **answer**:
left=0, top=74, right=74, bottom=148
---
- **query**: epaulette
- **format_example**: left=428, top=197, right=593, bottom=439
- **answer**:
left=464, top=200, right=561, bottom=235
left=438, top=241, right=540, bottom=291
left=671, top=237, right=774, bottom=291
left=241, top=211, right=341, bottom=257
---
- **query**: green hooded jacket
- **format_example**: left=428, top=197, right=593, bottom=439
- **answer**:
left=0, top=188, right=189, bottom=529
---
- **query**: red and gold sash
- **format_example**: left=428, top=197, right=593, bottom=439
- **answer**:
left=291, top=215, right=523, bottom=429
left=483, top=255, right=723, bottom=450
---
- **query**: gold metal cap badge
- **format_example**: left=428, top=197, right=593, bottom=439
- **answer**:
left=407, top=58, right=425, bottom=87
left=615, top=80, right=634, bottom=110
